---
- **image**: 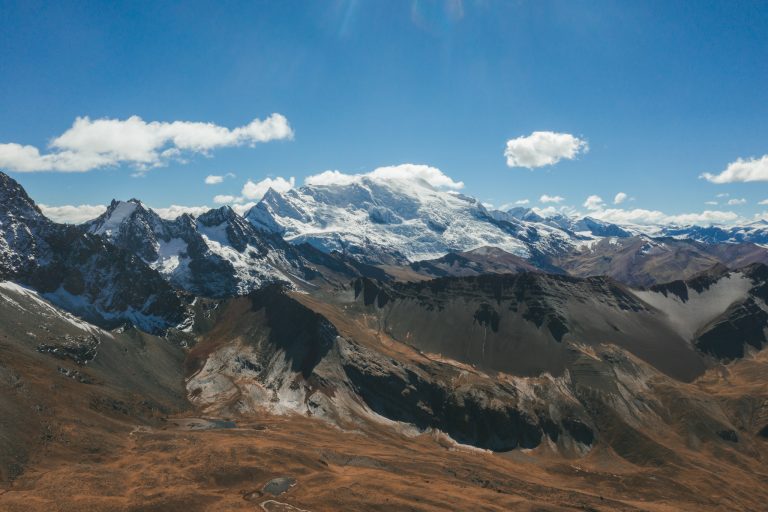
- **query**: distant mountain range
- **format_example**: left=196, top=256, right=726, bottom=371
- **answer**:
left=4, top=169, right=768, bottom=509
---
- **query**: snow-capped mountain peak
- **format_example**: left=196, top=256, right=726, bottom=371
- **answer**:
left=245, top=176, right=554, bottom=264
left=83, top=198, right=312, bottom=297
left=89, top=199, right=139, bottom=236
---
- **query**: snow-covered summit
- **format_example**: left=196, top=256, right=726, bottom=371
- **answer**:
left=245, top=175, right=583, bottom=264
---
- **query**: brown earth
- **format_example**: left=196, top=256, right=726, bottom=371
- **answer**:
left=2, top=279, right=768, bottom=511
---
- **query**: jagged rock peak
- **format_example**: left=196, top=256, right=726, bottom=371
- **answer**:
left=0, top=171, right=46, bottom=221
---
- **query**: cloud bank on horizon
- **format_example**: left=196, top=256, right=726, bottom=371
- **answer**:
left=0, top=114, right=293, bottom=173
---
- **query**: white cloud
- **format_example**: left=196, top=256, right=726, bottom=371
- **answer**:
left=205, top=172, right=235, bottom=185
left=305, top=164, right=464, bottom=191
left=716, top=193, right=730, bottom=198
left=231, top=202, right=258, bottom=216
left=305, top=170, right=360, bottom=187
left=583, top=195, right=604, bottom=211
left=705, top=201, right=718, bottom=205
left=0, top=114, right=293, bottom=173
left=213, top=175, right=296, bottom=206
left=591, top=208, right=739, bottom=226
left=531, top=205, right=578, bottom=218
left=39, top=204, right=107, bottom=224
left=205, top=175, right=225, bottom=185
left=613, top=192, right=628, bottom=205
left=515, top=199, right=530, bottom=205
left=152, top=205, right=211, bottom=219
left=727, top=198, right=747, bottom=205
left=701, top=155, right=768, bottom=183
left=540, top=194, right=565, bottom=204
left=759, top=199, right=768, bottom=205
left=369, top=164, right=464, bottom=189
left=213, top=194, right=239, bottom=204
left=241, top=176, right=296, bottom=201
left=668, top=210, right=740, bottom=225
left=504, top=131, right=588, bottom=169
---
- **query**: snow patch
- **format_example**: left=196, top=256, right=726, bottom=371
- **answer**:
left=91, top=201, right=137, bottom=236
left=631, top=273, right=754, bottom=339
left=0, top=281, right=112, bottom=337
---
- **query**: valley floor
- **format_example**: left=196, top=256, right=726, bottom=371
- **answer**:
left=2, top=408, right=768, bottom=512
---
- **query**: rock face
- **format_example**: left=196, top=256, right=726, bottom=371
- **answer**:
left=0, top=172, right=188, bottom=332
left=695, top=299, right=768, bottom=359
left=0, top=172, right=49, bottom=278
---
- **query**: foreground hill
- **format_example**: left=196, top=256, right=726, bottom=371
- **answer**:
left=3, top=264, right=768, bottom=510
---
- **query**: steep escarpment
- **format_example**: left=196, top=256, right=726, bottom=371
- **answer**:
left=182, top=281, right=764, bottom=462
left=351, top=273, right=706, bottom=381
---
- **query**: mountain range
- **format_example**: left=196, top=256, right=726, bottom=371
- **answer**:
left=3, top=169, right=768, bottom=511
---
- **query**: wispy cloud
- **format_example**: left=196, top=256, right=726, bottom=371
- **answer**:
left=540, top=194, right=565, bottom=204
left=504, top=131, right=588, bottom=169
left=0, top=114, right=293, bottom=173
left=613, top=192, right=628, bottom=205
left=152, top=205, right=212, bottom=219
left=591, top=208, right=739, bottom=226
left=205, top=172, right=236, bottom=185
left=213, top=194, right=239, bottom=204
left=583, top=194, right=604, bottom=211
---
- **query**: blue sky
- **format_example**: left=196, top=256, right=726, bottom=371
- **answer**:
left=1, top=0, right=767, bottom=224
